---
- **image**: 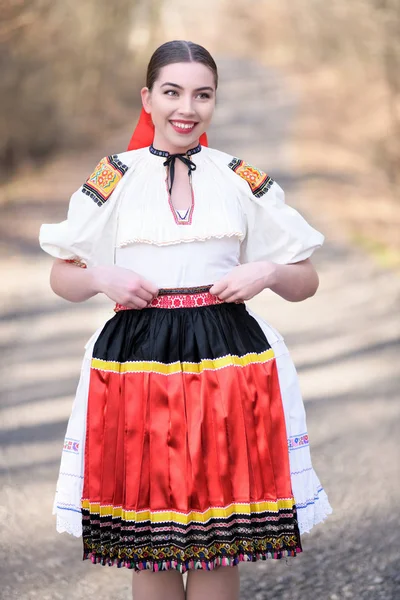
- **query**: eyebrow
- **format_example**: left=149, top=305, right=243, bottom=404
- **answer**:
left=160, top=82, right=214, bottom=92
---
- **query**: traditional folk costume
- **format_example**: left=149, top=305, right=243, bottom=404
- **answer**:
left=39, top=111, right=332, bottom=573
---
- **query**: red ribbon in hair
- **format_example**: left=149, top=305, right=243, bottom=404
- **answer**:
left=127, top=108, right=208, bottom=151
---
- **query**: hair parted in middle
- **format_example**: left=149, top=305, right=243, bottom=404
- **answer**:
left=146, top=40, right=218, bottom=90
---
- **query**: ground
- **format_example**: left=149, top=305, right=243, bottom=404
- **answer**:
left=1, top=58, right=399, bottom=599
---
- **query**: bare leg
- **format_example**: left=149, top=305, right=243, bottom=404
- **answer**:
left=186, top=565, right=240, bottom=600
left=132, top=569, right=185, bottom=600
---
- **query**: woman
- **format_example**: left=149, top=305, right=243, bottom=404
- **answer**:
left=39, top=40, right=332, bottom=600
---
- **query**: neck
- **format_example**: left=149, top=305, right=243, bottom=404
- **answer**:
left=152, top=133, right=200, bottom=155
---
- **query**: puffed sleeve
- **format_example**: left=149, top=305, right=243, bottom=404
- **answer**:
left=228, top=157, right=324, bottom=264
left=39, top=154, right=129, bottom=267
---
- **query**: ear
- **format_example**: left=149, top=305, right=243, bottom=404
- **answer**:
left=141, top=87, right=152, bottom=114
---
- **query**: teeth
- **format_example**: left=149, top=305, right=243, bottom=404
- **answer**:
left=171, top=122, right=195, bottom=130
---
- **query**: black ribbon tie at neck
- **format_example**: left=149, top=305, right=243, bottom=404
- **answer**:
left=163, top=154, right=197, bottom=195
left=149, top=143, right=202, bottom=195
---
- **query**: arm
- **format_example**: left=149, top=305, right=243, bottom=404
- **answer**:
left=265, top=258, right=319, bottom=302
left=50, top=260, right=99, bottom=302
left=49, top=259, right=158, bottom=308
left=209, top=258, right=319, bottom=303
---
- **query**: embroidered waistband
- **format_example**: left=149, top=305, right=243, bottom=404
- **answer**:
left=114, top=286, right=233, bottom=311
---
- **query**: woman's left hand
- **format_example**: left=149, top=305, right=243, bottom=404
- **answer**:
left=209, top=261, right=276, bottom=302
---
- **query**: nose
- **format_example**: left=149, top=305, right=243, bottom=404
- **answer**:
left=177, top=94, right=196, bottom=117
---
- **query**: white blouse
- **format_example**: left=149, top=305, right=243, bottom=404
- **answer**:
left=39, top=145, right=324, bottom=279
left=115, top=238, right=239, bottom=289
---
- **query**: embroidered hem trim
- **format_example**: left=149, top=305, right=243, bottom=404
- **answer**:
left=116, top=232, right=245, bottom=247
left=64, top=259, right=87, bottom=268
left=90, top=349, right=275, bottom=375
left=83, top=546, right=302, bottom=572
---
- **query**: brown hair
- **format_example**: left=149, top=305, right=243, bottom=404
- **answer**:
left=146, top=40, right=218, bottom=90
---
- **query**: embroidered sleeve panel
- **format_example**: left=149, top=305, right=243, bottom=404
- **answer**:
left=64, top=258, right=88, bottom=268
left=82, top=154, right=129, bottom=206
left=228, top=157, right=274, bottom=198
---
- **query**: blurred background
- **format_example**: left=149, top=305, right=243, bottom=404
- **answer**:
left=2, top=0, right=400, bottom=259
left=1, top=1, right=399, bottom=599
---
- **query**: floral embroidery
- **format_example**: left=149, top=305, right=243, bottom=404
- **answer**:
left=114, top=286, right=244, bottom=311
left=63, top=438, right=80, bottom=454
left=64, top=258, right=87, bottom=268
left=82, top=155, right=128, bottom=206
left=228, top=158, right=274, bottom=198
left=288, top=433, right=309, bottom=451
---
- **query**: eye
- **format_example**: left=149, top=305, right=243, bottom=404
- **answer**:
left=197, top=92, right=211, bottom=99
left=164, top=90, right=178, bottom=96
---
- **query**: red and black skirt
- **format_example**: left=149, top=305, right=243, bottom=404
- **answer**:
left=82, top=287, right=302, bottom=572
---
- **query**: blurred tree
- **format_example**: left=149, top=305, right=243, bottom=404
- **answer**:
left=219, top=0, right=400, bottom=200
left=375, top=0, right=400, bottom=191
left=289, top=0, right=400, bottom=191
left=0, top=0, right=163, bottom=174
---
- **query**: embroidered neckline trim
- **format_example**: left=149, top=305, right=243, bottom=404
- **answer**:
left=149, top=144, right=202, bottom=158
left=175, top=207, right=190, bottom=221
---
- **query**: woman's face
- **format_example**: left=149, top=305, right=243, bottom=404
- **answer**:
left=141, top=61, right=216, bottom=153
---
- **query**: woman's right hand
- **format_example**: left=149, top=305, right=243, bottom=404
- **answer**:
left=92, top=265, right=159, bottom=309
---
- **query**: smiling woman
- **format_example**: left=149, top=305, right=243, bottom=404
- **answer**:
left=142, top=60, right=216, bottom=152
left=39, top=40, right=332, bottom=600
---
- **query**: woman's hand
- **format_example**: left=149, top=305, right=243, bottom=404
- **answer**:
left=209, top=262, right=277, bottom=303
left=92, top=265, right=159, bottom=309
left=209, top=259, right=319, bottom=303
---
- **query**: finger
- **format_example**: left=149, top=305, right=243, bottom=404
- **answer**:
left=215, top=287, right=238, bottom=301
left=223, top=290, right=247, bottom=303
left=135, top=288, right=154, bottom=303
left=209, top=281, right=229, bottom=296
left=129, top=297, right=148, bottom=310
left=142, top=281, right=159, bottom=297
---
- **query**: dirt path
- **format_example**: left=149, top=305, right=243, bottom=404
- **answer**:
left=1, top=58, right=399, bottom=600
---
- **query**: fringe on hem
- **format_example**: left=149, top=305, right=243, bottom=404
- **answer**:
left=83, top=547, right=302, bottom=573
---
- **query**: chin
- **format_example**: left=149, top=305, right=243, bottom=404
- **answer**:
left=169, top=125, right=204, bottom=142
left=172, top=136, right=200, bottom=150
